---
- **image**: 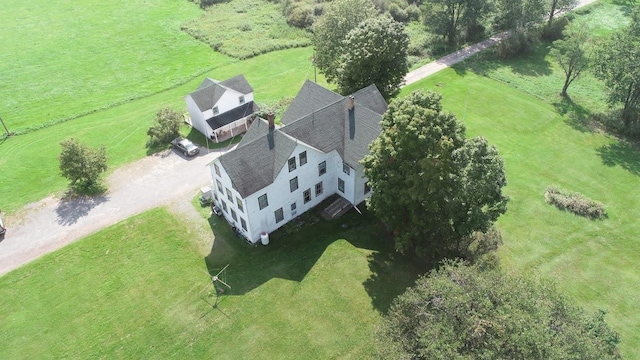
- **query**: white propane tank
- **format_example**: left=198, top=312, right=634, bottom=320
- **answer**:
left=260, top=232, right=270, bottom=245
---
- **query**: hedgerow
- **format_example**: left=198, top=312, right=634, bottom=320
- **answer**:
left=545, top=185, right=606, bottom=219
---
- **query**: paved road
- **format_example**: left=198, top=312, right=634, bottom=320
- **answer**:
left=0, top=0, right=600, bottom=277
left=0, top=146, right=231, bottom=276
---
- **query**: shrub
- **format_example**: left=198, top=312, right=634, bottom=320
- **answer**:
left=405, top=4, right=421, bottom=21
left=545, top=185, right=606, bottom=219
left=465, top=23, right=486, bottom=43
left=458, top=226, right=504, bottom=263
left=388, top=3, right=408, bottom=22
left=147, top=108, right=182, bottom=148
left=287, top=4, right=315, bottom=29
left=495, top=28, right=540, bottom=59
left=541, top=17, right=570, bottom=41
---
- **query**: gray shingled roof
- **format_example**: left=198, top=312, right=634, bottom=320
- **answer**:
left=280, top=80, right=343, bottom=125
left=220, top=123, right=298, bottom=198
left=189, top=75, right=254, bottom=112
left=189, top=83, right=227, bottom=112
left=220, top=75, right=253, bottom=95
left=351, top=84, right=388, bottom=115
left=220, top=82, right=386, bottom=198
left=206, top=101, right=259, bottom=130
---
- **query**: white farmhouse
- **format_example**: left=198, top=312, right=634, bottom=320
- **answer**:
left=185, top=75, right=259, bottom=143
left=209, top=81, right=387, bottom=244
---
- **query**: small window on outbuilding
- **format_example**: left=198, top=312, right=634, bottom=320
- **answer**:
left=213, top=106, right=219, bottom=115
left=239, top=95, right=245, bottom=105
left=258, top=194, right=269, bottom=210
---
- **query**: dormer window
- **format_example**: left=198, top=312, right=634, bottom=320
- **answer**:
left=239, top=95, right=245, bottom=105
left=213, top=106, right=219, bottom=115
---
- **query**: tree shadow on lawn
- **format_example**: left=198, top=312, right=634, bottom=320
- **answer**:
left=453, top=43, right=553, bottom=78
left=553, top=95, right=594, bottom=133
left=597, top=141, right=640, bottom=176
left=203, top=205, right=423, bottom=313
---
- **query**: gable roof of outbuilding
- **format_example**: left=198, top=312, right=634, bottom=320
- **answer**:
left=188, top=75, right=254, bottom=112
left=218, top=82, right=386, bottom=198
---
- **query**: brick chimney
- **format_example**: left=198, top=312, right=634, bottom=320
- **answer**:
left=267, top=112, right=275, bottom=130
left=348, top=95, right=355, bottom=110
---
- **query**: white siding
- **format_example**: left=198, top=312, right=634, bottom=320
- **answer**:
left=210, top=143, right=371, bottom=244
left=185, top=95, right=211, bottom=138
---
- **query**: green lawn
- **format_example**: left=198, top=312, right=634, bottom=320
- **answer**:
left=0, top=46, right=327, bottom=213
left=402, top=69, right=640, bottom=358
left=182, top=0, right=311, bottom=59
left=0, top=206, right=419, bottom=359
left=0, top=0, right=222, bottom=133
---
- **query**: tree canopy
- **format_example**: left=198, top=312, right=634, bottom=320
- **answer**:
left=550, top=21, right=591, bottom=97
left=377, top=260, right=621, bottom=359
left=335, top=15, right=409, bottom=99
left=593, top=10, right=640, bottom=130
left=423, top=0, right=493, bottom=46
left=59, top=138, right=108, bottom=191
left=147, top=107, right=183, bottom=148
left=312, top=0, right=378, bottom=84
left=493, top=0, right=547, bottom=31
left=362, top=91, right=508, bottom=261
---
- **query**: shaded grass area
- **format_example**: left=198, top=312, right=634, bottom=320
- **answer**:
left=0, top=0, right=221, bottom=133
left=0, top=47, right=326, bottom=213
left=402, top=69, right=640, bottom=358
left=182, top=0, right=311, bottom=59
left=0, top=205, right=419, bottom=359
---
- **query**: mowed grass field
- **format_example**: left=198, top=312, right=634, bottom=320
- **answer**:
left=403, top=69, right=640, bottom=358
left=2, top=68, right=638, bottom=358
left=0, top=206, right=419, bottom=359
left=0, top=46, right=326, bottom=213
left=0, top=0, right=222, bottom=132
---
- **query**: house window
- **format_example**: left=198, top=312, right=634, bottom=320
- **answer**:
left=216, top=180, right=223, bottom=193
left=288, top=157, right=297, bottom=172
left=240, top=218, right=247, bottom=231
left=364, top=182, right=371, bottom=195
left=213, top=106, right=219, bottom=115
left=258, top=194, right=268, bottom=210
left=318, top=161, right=326, bottom=176
left=239, top=95, right=245, bottom=105
left=290, top=177, right=298, bottom=192
left=303, top=189, right=311, bottom=203
left=221, top=201, right=228, bottom=213
left=275, top=208, right=284, bottom=223
left=338, top=178, right=345, bottom=193
left=343, top=163, right=350, bottom=175
left=236, top=197, right=244, bottom=213
left=214, top=164, right=221, bottom=177
left=315, top=181, right=323, bottom=196
left=226, top=188, right=233, bottom=202
left=291, top=202, right=297, bottom=212
left=231, top=209, right=237, bottom=222
left=299, top=151, right=307, bottom=166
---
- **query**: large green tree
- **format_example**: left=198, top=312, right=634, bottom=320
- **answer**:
left=493, top=0, right=547, bottom=31
left=336, top=15, right=408, bottom=99
left=550, top=22, right=591, bottom=97
left=312, top=0, right=378, bottom=84
left=547, top=0, right=577, bottom=28
left=593, top=10, right=640, bottom=129
left=423, top=0, right=493, bottom=46
left=362, top=91, right=508, bottom=261
left=377, top=261, right=621, bottom=359
left=59, top=138, right=108, bottom=190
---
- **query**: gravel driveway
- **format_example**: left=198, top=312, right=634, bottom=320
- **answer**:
left=0, top=146, right=231, bottom=276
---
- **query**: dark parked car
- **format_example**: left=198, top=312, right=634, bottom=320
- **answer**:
left=171, top=138, right=200, bottom=157
left=0, top=214, right=6, bottom=236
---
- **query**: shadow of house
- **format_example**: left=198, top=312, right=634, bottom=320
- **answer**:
left=203, top=206, right=422, bottom=313
left=56, top=195, right=109, bottom=226
left=597, top=141, right=640, bottom=176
